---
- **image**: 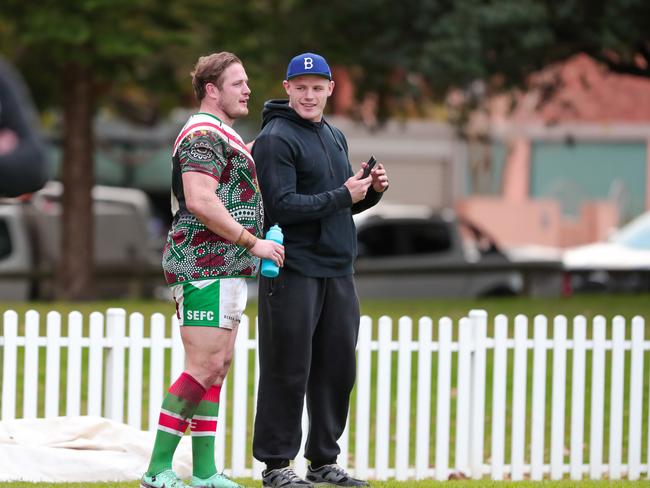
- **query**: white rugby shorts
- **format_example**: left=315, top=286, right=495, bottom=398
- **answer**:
left=170, top=278, right=248, bottom=329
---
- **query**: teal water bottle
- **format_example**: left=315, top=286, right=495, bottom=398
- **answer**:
left=261, top=224, right=283, bottom=278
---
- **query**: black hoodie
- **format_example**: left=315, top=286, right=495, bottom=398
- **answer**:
left=252, top=99, right=383, bottom=277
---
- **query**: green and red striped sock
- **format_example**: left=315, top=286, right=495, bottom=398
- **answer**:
left=146, top=372, right=206, bottom=476
left=191, top=384, right=222, bottom=479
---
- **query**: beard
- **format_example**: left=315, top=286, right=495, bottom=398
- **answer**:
left=220, top=99, right=248, bottom=121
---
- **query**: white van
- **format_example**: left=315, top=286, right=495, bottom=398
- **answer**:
left=0, top=182, right=164, bottom=300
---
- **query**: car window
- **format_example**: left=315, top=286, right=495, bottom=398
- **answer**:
left=612, top=212, right=650, bottom=249
left=357, top=220, right=452, bottom=257
left=0, top=219, right=12, bottom=260
left=458, top=220, right=499, bottom=257
left=403, top=221, right=452, bottom=255
left=357, top=223, right=399, bottom=257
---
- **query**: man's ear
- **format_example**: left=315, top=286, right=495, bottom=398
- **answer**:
left=328, top=80, right=335, bottom=96
left=282, top=80, right=290, bottom=95
left=205, top=82, right=220, bottom=101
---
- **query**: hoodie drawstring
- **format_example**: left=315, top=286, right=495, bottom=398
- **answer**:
left=324, top=119, right=344, bottom=152
left=315, top=126, right=335, bottom=177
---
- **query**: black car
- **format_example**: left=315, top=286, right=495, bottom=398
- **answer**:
left=352, top=206, right=527, bottom=298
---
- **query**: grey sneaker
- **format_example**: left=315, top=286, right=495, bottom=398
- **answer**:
left=262, top=466, right=312, bottom=488
left=306, top=464, right=368, bottom=487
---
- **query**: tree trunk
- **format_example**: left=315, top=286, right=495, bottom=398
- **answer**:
left=58, top=63, right=95, bottom=300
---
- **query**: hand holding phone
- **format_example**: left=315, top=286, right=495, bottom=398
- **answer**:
left=361, top=156, right=377, bottom=179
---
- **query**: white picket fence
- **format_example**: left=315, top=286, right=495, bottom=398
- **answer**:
left=1, top=308, right=649, bottom=481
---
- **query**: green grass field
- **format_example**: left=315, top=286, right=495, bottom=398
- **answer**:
left=4, top=292, right=650, bottom=323
left=1, top=293, right=649, bottom=485
left=0, top=479, right=648, bottom=487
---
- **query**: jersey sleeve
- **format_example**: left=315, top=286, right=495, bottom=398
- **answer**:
left=177, top=129, right=227, bottom=180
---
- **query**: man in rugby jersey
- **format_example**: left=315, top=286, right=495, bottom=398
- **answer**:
left=141, top=52, right=284, bottom=488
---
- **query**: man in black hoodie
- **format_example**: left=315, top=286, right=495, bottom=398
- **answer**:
left=252, top=53, right=389, bottom=488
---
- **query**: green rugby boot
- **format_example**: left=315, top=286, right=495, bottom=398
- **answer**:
left=141, top=469, right=190, bottom=488
left=191, top=472, right=244, bottom=488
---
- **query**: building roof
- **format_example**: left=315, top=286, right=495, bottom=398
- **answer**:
left=490, top=53, right=650, bottom=125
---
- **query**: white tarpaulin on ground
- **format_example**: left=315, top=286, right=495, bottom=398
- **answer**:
left=0, top=416, right=193, bottom=482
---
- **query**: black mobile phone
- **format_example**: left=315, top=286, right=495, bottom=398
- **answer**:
left=361, top=156, right=377, bottom=178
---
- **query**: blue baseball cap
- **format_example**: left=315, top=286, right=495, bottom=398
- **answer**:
left=286, top=52, right=332, bottom=80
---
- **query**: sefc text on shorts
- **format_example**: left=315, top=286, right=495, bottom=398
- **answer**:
left=170, top=277, right=248, bottom=329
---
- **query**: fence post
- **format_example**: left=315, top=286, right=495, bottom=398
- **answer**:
left=252, top=317, right=264, bottom=480
left=415, top=317, right=433, bottom=479
left=589, top=315, right=606, bottom=479
left=491, top=314, right=508, bottom=480
left=216, top=377, right=227, bottom=473
left=87, top=312, right=105, bottom=417
left=170, top=314, right=184, bottom=381
left=435, top=317, right=452, bottom=481
left=375, top=316, right=393, bottom=480
left=511, top=314, right=528, bottom=481
left=148, top=313, right=166, bottom=431
left=44, top=311, right=62, bottom=418
left=339, top=412, right=351, bottom=472
left=127, top=313, right=144, bottom=429
left=66, top=312, right=83, bottom=417
left=550, top=315, right=567, bottom=480
left=609, top=316, right=626, bottom=479
left=355, top=316, right=372, bottom=480
left=1, top=310, right=18, bottom=420
left=647, top=318, right=650, bottom=482
left=469, top=309, right=487, bottom=479
left=232, top=315, right=250, bottom=477
left=23, top=310, right=40, bottom=419
left=395, top=316, right=413, bottom=480
left=455, top=316, right=472, bottom=476
left=294, top=404, right=309, bottom=477
left=530, top=315, right=548, bottom=480
left=570, top=315, right=586, bottom=480
left=104, top=308, right=126, bottom=423
left=627, top=316, right=645, bottom=480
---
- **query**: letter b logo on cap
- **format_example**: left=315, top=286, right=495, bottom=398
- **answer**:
left=287, top=52, right=331, bottom=80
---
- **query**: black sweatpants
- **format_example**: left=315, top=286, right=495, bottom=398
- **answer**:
left=253, top=268, right=361, bottom=466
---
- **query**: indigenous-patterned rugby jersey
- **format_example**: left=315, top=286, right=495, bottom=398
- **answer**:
left=162, top=112, right=263, bottom=285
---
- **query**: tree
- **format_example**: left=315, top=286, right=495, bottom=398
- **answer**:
left=266, top=0, right=650, bottom=120
left=1, top=1, right=207, bottom=299
left=2, top=0, right=648, bottom=299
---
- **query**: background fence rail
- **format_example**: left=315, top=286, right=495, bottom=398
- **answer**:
left=1, top=308, right=649, bottom=480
